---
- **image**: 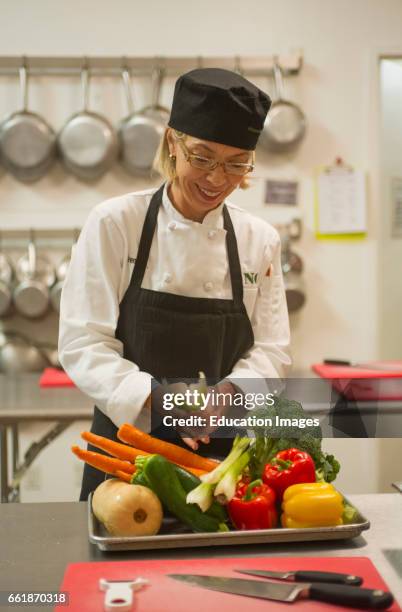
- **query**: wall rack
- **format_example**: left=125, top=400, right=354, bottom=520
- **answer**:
left=0, top=229, right=79, bottom=251
left=0, top=51, right=303, bottom=78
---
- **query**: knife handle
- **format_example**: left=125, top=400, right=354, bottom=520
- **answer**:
left=294, top=571, right=362, bottom=585
left=309, top=582, right=394, bottom=609
left=324, top=359, right=351, bottom=366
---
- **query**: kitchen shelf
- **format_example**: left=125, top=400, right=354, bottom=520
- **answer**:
left=0, top=52, right=303, bottom=77
left=0, top=229, right=79, bottom=250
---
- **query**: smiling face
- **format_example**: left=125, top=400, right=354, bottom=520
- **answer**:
left=166, top=129, right=254, bottom=222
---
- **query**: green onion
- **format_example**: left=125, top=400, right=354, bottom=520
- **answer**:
left=200, top=436, right=250, bottom=485
left=186, top=481, right=215, bottom=512
left=214, top=450, right=250, bottom=505
left=186, top=437, right=251, bottom=511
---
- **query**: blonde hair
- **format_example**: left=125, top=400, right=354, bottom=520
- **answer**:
left=153, top=128, right=254, bottom=189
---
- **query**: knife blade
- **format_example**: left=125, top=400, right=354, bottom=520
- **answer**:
left=235, top=568, right=363, bottom=585
left=168, top=574, right=394, bottom=609
left=324, top=359, right=402, bottom=372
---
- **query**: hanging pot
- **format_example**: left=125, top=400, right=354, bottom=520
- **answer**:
left=50, top=235, right=77, bottom=313
left=284, top=270, right=306, bottom=312
left=118, top=65, right=168, bottom=176
left=260, top=60, right=306, bottom=153
left=57, top=65, right=119, bottom=180
left=0, top=62, right=56, bottom=182
left=0, top=331, right=50, bottom=373
left=13, top=232, right=55, bottom=318
left=0, top=233, right=14, bottom=317
left=36, top=342, right=62, bottom=369
left=281, top=236, right=306, bottom=312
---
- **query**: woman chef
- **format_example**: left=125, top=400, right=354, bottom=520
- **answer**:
left=58, top=68, right=291, bottom=501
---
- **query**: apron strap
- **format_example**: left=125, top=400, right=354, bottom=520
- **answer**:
left=131, top=183, right=244, bottom=306
left=130, top=184, right=164, bottom=288
left=223, top=205, right=244, bottom=306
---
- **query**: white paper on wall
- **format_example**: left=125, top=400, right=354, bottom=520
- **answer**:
left=316, top=166, right=367, bottom=235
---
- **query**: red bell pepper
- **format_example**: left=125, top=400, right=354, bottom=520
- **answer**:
left=228, top=479, right=277, bottom=530
left=262, top=448, right=316, bottom=500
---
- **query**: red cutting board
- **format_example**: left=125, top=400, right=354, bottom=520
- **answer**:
left=56, top=556, right=400, bottom=611
left=312, top=362, right=402, bottom=401
left=39, top=367, right=75, bottom=388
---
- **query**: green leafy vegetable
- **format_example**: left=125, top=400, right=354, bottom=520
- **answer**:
left=342, top=501, right=359, bottom=524
left=248, top=395, right=340, bottom=483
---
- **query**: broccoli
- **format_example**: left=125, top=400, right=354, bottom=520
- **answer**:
left=315, top=454, right=341, bottom=484
left=248, top=394, right=340, bottom=483
left=342, top=502, right=359, bottom=524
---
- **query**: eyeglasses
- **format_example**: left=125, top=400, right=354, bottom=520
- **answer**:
left=177, top=139, right=254, bottom=176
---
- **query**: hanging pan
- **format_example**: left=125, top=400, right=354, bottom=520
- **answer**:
left=118, top=65, right=168, bottom=176
left=260, top=59, right=307, bottom=153
left=0, top=232, right=14, bottom=318
left=0, top=331, right=50, bottom=373
left=57, top=64, right=118, bottom=180
left=50, top=230, right=78, bottom=313
left=281, top=234, right=306, bottom=312
left=0, top=62, right=56, bottom=182
left=13, top=230, right=55, bottom=319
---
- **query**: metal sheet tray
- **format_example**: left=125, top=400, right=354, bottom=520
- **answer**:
left=87, top=492, right=370, bottom=552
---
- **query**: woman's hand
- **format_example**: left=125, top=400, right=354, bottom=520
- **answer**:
left=181, top=379, right=237, bottom=450
left=145, top=379, right=237, bottom=451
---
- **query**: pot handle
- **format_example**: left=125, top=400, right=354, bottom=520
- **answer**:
left=19, top=57, right=28, bottom=112
left=121, top=62, right=135, bottom=115
left=27, top=230, right=37, bottom=280
left=151, top=63, right=165, bottom=108
left=81, top=59, right=90, bottom=112
left=272, top=57, right=285, bottom=101
left=234, top=55, right=244, bottom=76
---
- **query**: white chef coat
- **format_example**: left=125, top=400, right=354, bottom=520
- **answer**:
left=58, top=183, right=292, bottom=429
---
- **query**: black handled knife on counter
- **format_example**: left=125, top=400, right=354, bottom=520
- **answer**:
left=235, top=568, right=363, bottom=585
left=324, top=358, right=402, bottom=372
left=168, top=574, right=394, bottom=609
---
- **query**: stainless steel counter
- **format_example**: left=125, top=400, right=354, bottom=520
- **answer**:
left=0, top=494, right=401, bottom=609
left=0, top=374, right=93, bottom=502
left=0, top=373, right=93, bottom=422
left=1, top=373, right=401, bottom=501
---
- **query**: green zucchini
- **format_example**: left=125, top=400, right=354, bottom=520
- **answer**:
left=142, top=455, right=226, bottom=533
left=133, top=459, right=227, bottom=522
left=172, top=465, right=227, bottom=522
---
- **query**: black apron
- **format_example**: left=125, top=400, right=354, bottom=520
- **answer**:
left=80, top=184, right=254, bottom=500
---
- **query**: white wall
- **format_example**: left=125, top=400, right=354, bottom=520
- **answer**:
left=379, top=59, right=402, bottom=358
left=1, top=0, right=402, bottom=499
left=2, top=0, right=402, bottom=365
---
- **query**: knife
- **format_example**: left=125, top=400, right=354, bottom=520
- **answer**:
left=235, top=568, right=363, bottom=585
left=324, top=359, right=402, bottom=372
left=168, top=574, right=394, bottom=609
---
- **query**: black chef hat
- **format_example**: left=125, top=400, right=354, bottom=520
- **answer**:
left=168, top=68, right=271, bottom=151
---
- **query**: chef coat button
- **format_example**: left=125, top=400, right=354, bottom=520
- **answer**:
left=163, top=273, right=172, bottom=284
left=168, top=221, right=176, bottom=231
left=204, top=281, right=213, bottom=292
left=208, top=230, right=216, bottom=239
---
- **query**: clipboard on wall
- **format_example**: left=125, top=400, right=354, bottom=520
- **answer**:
left=314, top=157, right=367, bottom=240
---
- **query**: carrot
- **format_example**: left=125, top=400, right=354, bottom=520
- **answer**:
left=183, top=466, right=208, bottom=478
left=71, top=445, right=136, bottom=476
left=117, top=423, right=219, bottom=472
left=115, top=470, right=133, bottom=483
left=81, top=431, right=150, bottom=462
left=81, top=431, right=208, bottom=477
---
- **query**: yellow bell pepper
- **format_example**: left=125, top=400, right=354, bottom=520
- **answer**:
left=281, top=482, right=343, bottom=528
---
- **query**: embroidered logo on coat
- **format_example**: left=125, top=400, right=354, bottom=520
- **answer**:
left=243, top=272, right=258, bottom=285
